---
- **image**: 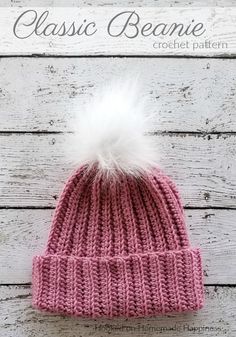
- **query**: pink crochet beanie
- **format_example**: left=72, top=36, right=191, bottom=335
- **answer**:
left=32, top=83, right=204, bottom=318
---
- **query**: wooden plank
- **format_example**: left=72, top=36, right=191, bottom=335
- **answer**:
left=0, top=133, right=235, bottom=208
left=0, top=285, right=235, bottom=337
left=0, top=209, right=51, bottom=284
left=0, top=209, right=235, bottom=284
left=1, top=0, right=236, bottom=6
left=0, top=7, right=235, bottom=56
left=0, top=58, right=236, bottom=132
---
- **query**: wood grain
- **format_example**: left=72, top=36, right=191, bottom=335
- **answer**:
left=0, top=285, right=235, bottom=337
left=0, top=58, right=236, bottom=132
left=0, top=208, right=236, bottom=284
left=0, top=133, right=235, bottom=207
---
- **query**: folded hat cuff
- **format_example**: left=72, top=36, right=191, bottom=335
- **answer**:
left=32, top=248, right=204, bottom=318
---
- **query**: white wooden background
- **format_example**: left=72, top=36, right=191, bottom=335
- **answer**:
left=0, top=1, right=236, bottom=337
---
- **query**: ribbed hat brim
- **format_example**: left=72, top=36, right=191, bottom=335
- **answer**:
left=32, top=248, right=204, bottom=318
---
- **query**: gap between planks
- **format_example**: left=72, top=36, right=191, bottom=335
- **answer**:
left=1, top=131, right=236, bottom=135
left=0, top=206, right=236, bottom=210
left=0, top=54, right=236, bottom=58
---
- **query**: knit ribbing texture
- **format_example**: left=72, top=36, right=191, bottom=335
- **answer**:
left=32, top=166, right=204, bottom=317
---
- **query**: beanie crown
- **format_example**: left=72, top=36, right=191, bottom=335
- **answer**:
left=46, top=167, right=189, bottom=257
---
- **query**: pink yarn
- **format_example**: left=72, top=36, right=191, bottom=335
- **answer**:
left=32, top=166, right=204, bottom=317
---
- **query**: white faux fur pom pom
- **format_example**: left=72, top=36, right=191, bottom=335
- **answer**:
left=72, top=80, right=158, bottom=176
